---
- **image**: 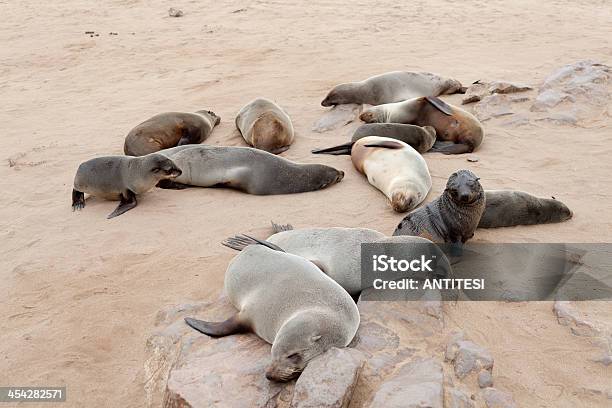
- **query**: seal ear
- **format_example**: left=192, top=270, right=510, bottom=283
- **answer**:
left=311, top=335, right=322, bottom=342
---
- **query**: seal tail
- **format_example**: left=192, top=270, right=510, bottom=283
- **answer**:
left=222, top=234, right=285, bottom=252
left=311, top=141, right=355, bottom=155
left=271, top=221, right=294, bottom=233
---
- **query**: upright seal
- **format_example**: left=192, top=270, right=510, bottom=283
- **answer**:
left=236, top=98, right=295, bottom=154
left=184, top=243, right=360, bottom=382
left=72, top=153, right=182, bottom=218
left=321, top=71, right=465, bottom=106
left=124, top=110, right=220, bottom=156
left=360, top=96, right=484, bottom=154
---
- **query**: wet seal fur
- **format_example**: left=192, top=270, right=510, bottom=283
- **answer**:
left=479, top=190, right=573, bottom=228
left=321, top=71, right=465, bottom=106
left=184, top=244, right=359, bottom=382
left=123, top=110, right=220, bottom=156
left=360, top=96, right=484, bottom=154
left=338, top=136, right=431, bottom=212
left=157, top=145, right=344, bottom=194
left=71, top=153, right=182, bottom=218
left=393, top=169, right=485, bottom=249
left=236, top=98, right=295, bottom=154
left=312, top=123, right=436, bottom=155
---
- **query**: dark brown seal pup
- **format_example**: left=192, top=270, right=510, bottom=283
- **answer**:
left=123, top=110, right=220, bottom=156
left=360, top=96, right=484, bottom=154
left=72, top=153, right=182, bottom=218
left=478, top=190, right=573, bottom=228
left=321, top=71, right=465, bottom=106
left=312, top=123, right=436, bottom=155
left=393, top=169, right=485, bottom=248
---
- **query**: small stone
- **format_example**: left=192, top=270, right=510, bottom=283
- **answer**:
left=467, top=156, right=479, bottom=163
left=446, top=388, right=475, bottom=408
left=291, top=347, right=365, bottom=408
left=553, top=301, right=601, bottom=337
left=478, top=370, right=493, bottom=388
left=168, top=7, right=184, bottom=17
left=446, top=336, right=494, bottom=379
left=481, top=387, right=517, bottom=408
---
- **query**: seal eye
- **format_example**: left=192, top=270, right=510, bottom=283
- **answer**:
left=286, top=353, right=301, bottom=362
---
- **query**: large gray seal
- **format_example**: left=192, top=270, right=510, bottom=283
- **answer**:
left=123, top=110, right=220, bottom=156
left=71, top=153, right=182, bottom=218
left=184, top=243, right=360, bottom=382
left=312, top=123, right=436, bottom=155
left=321, top=71, right=465, bottom=107
left=157, top=145, right=344, bottom=194
left=393, top=169, right=485, bottom=249
left=236, top=98, right=295, bottom=154
left=478, top=190, right=573, bottom=228
left=360, top=96, right=484, bottom=154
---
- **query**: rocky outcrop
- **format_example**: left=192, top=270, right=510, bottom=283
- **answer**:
left=462, top=81, right=532, bottom=104
left=445, top=333, right=494, bottom=380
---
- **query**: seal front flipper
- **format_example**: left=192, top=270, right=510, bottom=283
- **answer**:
left=363, top=140, right=405, bottom=149
left=185, top=315, right=249, bottom=337
left=430, top=141, right=471, bottom=155
left=311, top=141, right=355, bottom=155
left=107, top=190, right=137, bottom=219
left=425, top=96, right=453, bottom=116
left=222, top=234, right=285, bottom=252
left=156, top=179, right=192, bottom=190
left=72, top=189, right=85, bottom=211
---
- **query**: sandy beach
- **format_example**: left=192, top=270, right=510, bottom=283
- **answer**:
left=2, top=0, right=611, bottom=406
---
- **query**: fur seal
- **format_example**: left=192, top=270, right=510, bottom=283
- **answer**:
left=71, top=153, right=182, bottom=218
left=312, top=123, right=436, bottom=155
left=123, top=110, right=220, bottom=156
left=360, top=96, right=484, bottom=154
left=157, top=145, right=344, bottom=194
left=222, top=226, right=452, bottom=298
left=313, top=136, right=431, bottom=212
left=236, top=98, right=294, bottom=154
left=184, top=243, right=359, bottom=382
left=478, top=190, right=573, bottom=228
left=393, top=170, right=485, bottom=249
left=321, top=71, right=465, bottom=106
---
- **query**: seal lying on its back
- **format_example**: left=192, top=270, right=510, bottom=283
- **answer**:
left=479, top=190, right=573, bottom=228
left=394, top=170, right=485, bottom=248
left=360, top=96, right=484, bottom=154
left=123, top=110, right=220, bottom=156
left=157, top=145, right=344, bottom=194
left=321, top=71, right=465, bottom=106
left=72, top=153, right=182, bottom=218
left=236, top=98, right=295, bottom=154
left=314, top=136, right=431, bottom=212
left=312, top=123, right=436, bottom=155
left=185, top=243, right=359, bottom=382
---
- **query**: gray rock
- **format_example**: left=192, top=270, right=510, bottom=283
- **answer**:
left=446, top=335, right=494, bottom=379
left=488, top=81, right=532, bottom=94
left=312, top=104, right=362, bottom=132
left=462, top=81, right=531, bottom=104
left=369, top=358, right=444, bottom=408
left=481, top=387, right=517, bottom=408
left=473, top=94, right=516, bottom=121
left=291, top=347, right=365, bottom=408
left=478, top=370, right=494, bottom=388
left=446, top=388, right=475, bottom=408
left=168, top=7, right=184, bottom=17
left=553, top=300, right=601, bottom=337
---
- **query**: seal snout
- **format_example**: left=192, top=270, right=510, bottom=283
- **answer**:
left=391, top=192, right=415, bottom=213
left=336, top=170, right=345, bottom=182
left=265, top=364, right=300, bottom=382
left=359, top=111, right=376, bottom=123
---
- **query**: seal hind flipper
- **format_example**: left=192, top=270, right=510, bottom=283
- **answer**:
left=107, top=191, right=137, bottom=219
left=425, top=96, right=453, bottom=116
left=222, top=234, right=285, bottom=252
left=311, top=142, right=355, bottom=155
left=430, top=141, right=471, bottom=155
left=185, top=315, right=249, bottom=337
left=156, top=179, right=192, bottom=189
left=271, top=221, right=294, bottom=233
left=72, top=189, right=85, bottom=211
left=363, top=140, right=405, bottom=149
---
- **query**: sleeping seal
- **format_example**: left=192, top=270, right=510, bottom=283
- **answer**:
left=360, top=96, right=484, bottom=154
left=123, top=110, right=220, bottom=156
left=321, top=71, right=465, bottom=106
left=313, top=136, right=431, bottom=212
left=393, top=169, right=485, bottom=249
left=478, top=190, right=573, bottom=228
left=157, top=145, right=344, bottom=194
left=312, top=123, right=436, bottom=155
left=184, top=243, right=360, bottom=382
left=71, top=153, right=182, bottom=218
left=236, top=98, right=295, bottom=154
